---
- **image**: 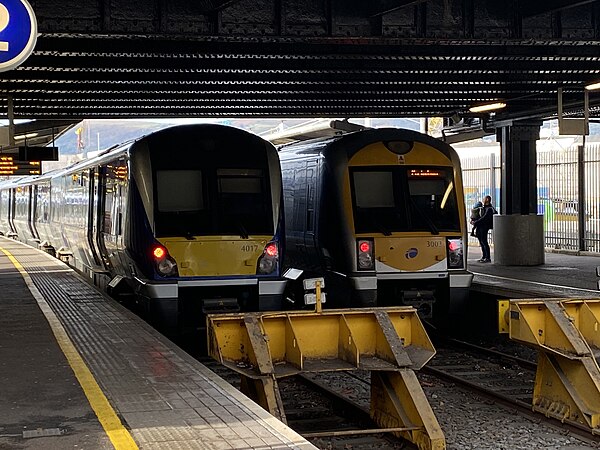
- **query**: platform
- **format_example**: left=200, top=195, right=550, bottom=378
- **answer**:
left=0, top=237, right=314, bottom=450
left=468, top=248, right=600, bottom=298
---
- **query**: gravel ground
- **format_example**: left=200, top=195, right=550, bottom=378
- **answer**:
left=420, top=372, right=596, bottom=450
left=305, top=370, right=598, bottom=450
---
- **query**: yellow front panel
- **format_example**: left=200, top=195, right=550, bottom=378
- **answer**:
left=342, top=141, right=459, bottom=238
left=158, top=235, right=271, bottom=277
left=348, top=142, right=453, bottom=167
left=373, top=235, right=447, bottom=272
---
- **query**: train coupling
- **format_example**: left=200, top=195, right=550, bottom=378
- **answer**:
left=207, top=305, right=445, bottom=450
left=201, top=298, right=240, bottom=314
left=402, top=289, right=435, bottom=318
left=499, top=298, right=600, bottom=434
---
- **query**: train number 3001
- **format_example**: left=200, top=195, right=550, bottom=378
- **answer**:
left=426, top=240, right=443, bottom=247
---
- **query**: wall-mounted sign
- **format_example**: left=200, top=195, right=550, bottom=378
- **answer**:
left=0, top=0, right=37, bottom=72
left=19, top=146, right=58, bottom=161
left=0, top=155, right=40, bottom=175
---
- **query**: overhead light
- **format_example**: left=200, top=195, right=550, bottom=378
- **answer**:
left=14, top=132, right=38, bottom=140
left=468, top=102, right=507, bottom=113
left=585, top=81, right=600, bottom=91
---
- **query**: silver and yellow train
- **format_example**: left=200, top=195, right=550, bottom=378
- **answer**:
left=279, top=127, right=473, bottom=318
left=0, top=124, right=286, bottom=331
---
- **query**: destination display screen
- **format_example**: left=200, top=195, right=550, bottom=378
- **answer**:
left=0, top=156, right=41, bottom=175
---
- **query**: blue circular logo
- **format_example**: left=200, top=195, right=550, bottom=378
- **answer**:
left=0, top=0, right=37, bottom=72
left=405, top=248, right=418, bottom=259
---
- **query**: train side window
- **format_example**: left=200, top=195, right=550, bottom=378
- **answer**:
left=293, top=163, right=307, bottom=232
left=306, top=167, right=315, bottom=232
left=103, top=161, right=128, bottom=236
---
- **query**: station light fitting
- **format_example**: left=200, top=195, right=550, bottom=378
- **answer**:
left=585, top=81, right=600, bottom=91
left=468, top=102, right=507, bottom=113
left=14, top=132, right=38, bottom=141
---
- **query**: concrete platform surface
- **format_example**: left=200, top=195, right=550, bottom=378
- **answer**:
left=0, top=237, right=315, bottom=450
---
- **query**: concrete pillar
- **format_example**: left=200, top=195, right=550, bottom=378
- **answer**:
left=495, top=121, right=544, bottom=265
left=494, top=214, right=545, bottom=266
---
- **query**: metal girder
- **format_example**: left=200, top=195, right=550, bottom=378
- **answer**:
left=207, top=307, right=445, bottom=450
left=499, top=298, right=600, bottom=433
left=369, top=0, right=430, bottom=17
left=521, top=0, right=599, bottom=18
left=1, top=0, right=600, bottom=119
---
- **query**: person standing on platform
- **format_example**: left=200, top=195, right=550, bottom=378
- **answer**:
left=471, top=195, right=497, bottom=263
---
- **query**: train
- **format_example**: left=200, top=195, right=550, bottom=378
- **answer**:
left=278, top=127, right=473, bottom=319
left=0, top=124, right=286, bottom=332
left=0, top=123, right=471, bottom=329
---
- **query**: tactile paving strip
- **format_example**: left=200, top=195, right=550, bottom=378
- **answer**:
left=3, top=240, right=313, bottom=450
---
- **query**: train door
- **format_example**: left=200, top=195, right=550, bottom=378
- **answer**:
left=8, top=188, right=16, bottom=235
left=28, top=185, right=40, bottom=242
left=292, top=160, right=308, bottom=265
left=87, top=167, right=105, bottom=269
left=304, top=159, right=319, bottom=253
left=100, top=159, right=127, bottom=269
left=94, top=166, right=111, bottom=269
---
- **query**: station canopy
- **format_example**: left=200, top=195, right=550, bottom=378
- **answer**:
left=1, top=0, right=600, bottom=131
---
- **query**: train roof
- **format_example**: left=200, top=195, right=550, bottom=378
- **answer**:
left=0, top=124, right=274, bottom=188
left=277, top=127, right=454, bottom=160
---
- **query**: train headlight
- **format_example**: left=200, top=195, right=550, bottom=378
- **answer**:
left=257, top=242, right=279, bottom=275
left=151, top=244, right=179, bottom=277
left=357, top=239, right=374, bottom=270
left=446, top=237, right=464, bottom=269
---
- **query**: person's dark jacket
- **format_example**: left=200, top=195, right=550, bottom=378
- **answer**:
left=473, top=204, right=496, bottom=230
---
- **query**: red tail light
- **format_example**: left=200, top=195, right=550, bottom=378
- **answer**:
left=446, top=238, right=464, bottom=269
left=357, top=239, right=374, bottom=270
left=150, top=244, right=178, bottom=277
left=448, top=241, right=459, bottom=252
left=257, top=241, right=279, bottom=275
left=265, top=243, right=278, bottom=257
left=152, top=246, right=166, bottom=260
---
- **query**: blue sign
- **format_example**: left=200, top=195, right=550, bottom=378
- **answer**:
left=0, top=0, right=37, bottom=72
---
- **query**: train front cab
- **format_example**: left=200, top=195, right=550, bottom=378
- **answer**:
left=125, top=125, right=286, bottom=330
left=341, top=135, right=473, bottom=318
left=279, top=129, right=472, bottom=320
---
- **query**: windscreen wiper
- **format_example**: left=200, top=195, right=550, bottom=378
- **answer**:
left=369, top=216, right=392, bottom=236
left=409, top=197, right=439, bottom=235
left=238, top=223, right=249, bottom=239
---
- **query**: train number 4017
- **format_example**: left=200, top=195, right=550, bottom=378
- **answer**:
left=241, top=244, right=259, bottom=252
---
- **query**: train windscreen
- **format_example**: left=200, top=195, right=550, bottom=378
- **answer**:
left=351, top=166, right=460, bottom=234
left=154, top=167, right=273, bottom=238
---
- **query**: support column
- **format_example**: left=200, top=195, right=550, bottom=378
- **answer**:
left=495, top=121, right=545, bottom=266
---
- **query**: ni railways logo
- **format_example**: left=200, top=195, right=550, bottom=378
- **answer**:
left=0, top=0, right=37, bottom=72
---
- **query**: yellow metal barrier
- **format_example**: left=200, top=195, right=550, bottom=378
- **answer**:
left=207, top=306, right=445, bottom=450
left=499, top=298, right=600, bottom=434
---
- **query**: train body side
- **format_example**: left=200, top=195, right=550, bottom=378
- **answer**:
left=279, top=128, right=473, bottom=317
left=0, top=124, right=286, bottom=331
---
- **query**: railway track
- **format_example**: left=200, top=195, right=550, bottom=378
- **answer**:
left=425, top=336, right=600, bottom=447
left=198, top=357, right=411, bottom=449
left=192, top=333, right=600, bottom=449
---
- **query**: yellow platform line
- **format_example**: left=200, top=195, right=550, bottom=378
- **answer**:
left=0, top=246, right=138, bottom=450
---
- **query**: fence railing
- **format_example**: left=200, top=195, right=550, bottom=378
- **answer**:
left=459, top=142, right=600, bottom=254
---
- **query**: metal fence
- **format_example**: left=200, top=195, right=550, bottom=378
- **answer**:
left=461, top=152, right=501, bottom=247
left=459, top=142, right=600, bottom=254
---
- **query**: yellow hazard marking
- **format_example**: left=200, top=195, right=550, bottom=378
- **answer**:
left=0, top=246, right=138, bottom=450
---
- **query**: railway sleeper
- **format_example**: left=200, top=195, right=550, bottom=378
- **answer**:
left=207, top=305, right=446, bottom=450
left=499, top=297, right=600, bottom=434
